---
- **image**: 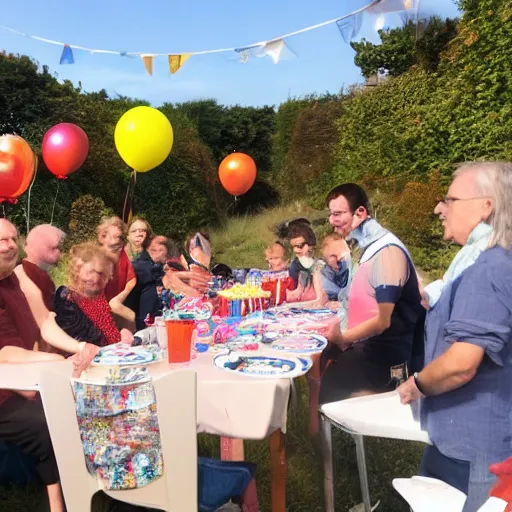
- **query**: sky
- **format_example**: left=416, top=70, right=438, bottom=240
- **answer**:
left=2, top=0, right=460, bottom=108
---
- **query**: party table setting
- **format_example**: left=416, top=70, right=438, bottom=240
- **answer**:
left=0, top=273, right=337, bottom=512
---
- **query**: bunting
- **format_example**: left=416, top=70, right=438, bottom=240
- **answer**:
left=141, top=55, right=154, bottom=76
left=259, top=40, right=285, bottom=64
left=168, top=54, right=191, bottom=74
left=368, top=0, right=413, bottom=14
left=59, top=44, right=74, bottom=65
left=0, top=0, right=416, bottom=75
left=336, top=12, right=363, bottom=43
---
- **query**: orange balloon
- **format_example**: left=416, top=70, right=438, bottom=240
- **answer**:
left=0, top=135, right=36, bottom=201
left=218, top=153, right=257, bottom=196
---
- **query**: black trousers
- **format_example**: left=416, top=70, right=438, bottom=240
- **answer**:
left=0, top=395, right=59, bottom=485
left=420, top=444, right=470, bottom=495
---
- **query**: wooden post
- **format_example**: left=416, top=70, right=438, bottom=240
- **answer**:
left=270, top=429, right=287, bottom=512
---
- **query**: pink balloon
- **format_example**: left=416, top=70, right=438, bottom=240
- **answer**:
left=42, top=123, right=89, bottom=179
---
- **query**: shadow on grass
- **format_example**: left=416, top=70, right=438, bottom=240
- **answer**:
left=0, top=377, right=422, bottom=512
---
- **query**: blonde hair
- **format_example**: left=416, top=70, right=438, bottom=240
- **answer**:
left=96, top=216, right=127, bottom=241
left=321, top=233, right=346, bottom=249
left=68, top=242, right=113, bottom=289
left=454, top=161, right=512, bottom=249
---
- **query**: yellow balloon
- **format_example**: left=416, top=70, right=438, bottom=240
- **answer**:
left=114, top=106, right=174, bottom=172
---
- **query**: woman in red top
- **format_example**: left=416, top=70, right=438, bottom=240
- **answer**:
left=54, top=243, right=133, bottom=347
left=97, top=216, right=137, bottom=330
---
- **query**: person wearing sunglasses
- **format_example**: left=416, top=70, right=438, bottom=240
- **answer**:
left=397, top=162, right=512, bottom=512
left=285, top=222, right=327, bottom=304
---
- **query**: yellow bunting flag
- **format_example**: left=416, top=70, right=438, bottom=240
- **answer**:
left=141, top=55, right=154, bottom=76
left=168, top=54, right=191, bottom=75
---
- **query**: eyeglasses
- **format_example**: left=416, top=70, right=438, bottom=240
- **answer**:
left=329, top=211, right=350, bottom=218
left=292, top=242, right=307, bottom=250
left=439, top=195, right=491, bottom=206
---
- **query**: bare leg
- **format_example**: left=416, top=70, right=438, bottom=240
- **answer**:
left=47, top=483, right=65, bottom=512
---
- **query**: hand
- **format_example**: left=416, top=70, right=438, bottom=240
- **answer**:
left=189, top=266, right=211, bottom=294
left=120, top=329, right=134, bottom=344
left=315, top=317, right=344, bottom=345
left=397, top=376, right=425, bottom=404
left=69, top=343, right=100, bottom=378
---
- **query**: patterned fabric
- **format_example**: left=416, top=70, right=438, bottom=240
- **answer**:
left=54, top=286, right=120, bottom=347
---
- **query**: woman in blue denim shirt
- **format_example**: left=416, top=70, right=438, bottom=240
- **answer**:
left=398, top=162, right=512, bottom=512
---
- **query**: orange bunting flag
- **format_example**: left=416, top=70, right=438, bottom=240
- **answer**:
left=168, top=54, right=191, bottom=75
left=141, top=55, right=154, bottom=76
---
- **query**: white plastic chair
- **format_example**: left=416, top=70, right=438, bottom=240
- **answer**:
left=38, top=367, right=198, bottom=512
left=392, top=476, right=466, bottom=512
left=319, top=391, right=431, bottom=512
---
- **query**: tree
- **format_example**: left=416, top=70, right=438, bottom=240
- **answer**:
left=351, top=17, right=458, bottom=78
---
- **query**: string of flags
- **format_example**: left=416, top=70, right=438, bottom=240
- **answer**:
left=0, top=0, right=415, bottom=77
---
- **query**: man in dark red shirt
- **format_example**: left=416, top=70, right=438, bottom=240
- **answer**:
left=21, top=223, right=65, bottom=312
left=0, top=219, right=65, bottom=512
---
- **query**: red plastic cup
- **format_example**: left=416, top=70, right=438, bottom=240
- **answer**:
left=166, top=319, right=195, bottom=363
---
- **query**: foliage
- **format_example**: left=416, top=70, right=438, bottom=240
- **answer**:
left=66, top=195, right=111, bottom=247
left=351, top=17, right=458, bottom=78
left=169, top=99, right=279, bottom=213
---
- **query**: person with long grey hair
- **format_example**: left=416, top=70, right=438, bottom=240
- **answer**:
left=398, top=161, right=512, bottom=512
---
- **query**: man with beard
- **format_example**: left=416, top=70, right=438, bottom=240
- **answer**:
left=97, top=216, right=136, bottom=329
left=0, top=219, right=77, bottom=512
left=21, top=224, right=66, bottom=311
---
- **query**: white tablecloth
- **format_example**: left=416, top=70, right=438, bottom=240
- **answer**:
left=0, top=352, right=290, bottom=440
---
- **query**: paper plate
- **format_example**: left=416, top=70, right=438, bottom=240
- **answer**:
left=212, top=353, right=308, bottom=379
left=298, top=357, right=313, bottom=373
left=92, top=345, right=162, bottom=367
left=268, top=333, right=327, bottom=354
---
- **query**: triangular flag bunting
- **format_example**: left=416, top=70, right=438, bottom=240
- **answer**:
left=168, top=54, right=191, bottom=74
left=260, top=39, right=285, bottom=64
left=235, top=47, right=253, bottom=64
left=336, top=12, right=364, bottom=43
left=141, top=55, right=153, bottom=76
left=59, top=44, right=74, bottom=65
left=369, top=0, right=412, bottom=14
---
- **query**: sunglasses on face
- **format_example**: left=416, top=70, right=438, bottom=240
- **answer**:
left=292, top=242, right=307, bottom=250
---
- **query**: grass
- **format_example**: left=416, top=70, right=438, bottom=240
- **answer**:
left=2, top=205, right=425, bottom=511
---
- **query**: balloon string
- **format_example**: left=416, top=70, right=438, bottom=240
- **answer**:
left=26, top=154, right=38, bottom=233
left=50, top=180, right=60, bottom=226
left=122, top=170, right=137, bottom=223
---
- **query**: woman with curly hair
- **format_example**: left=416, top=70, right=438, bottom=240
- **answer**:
left=54, top=242, right=133, bottom=347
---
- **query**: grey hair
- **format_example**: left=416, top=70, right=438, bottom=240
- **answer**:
left=454, top=161, right=512, bottom=249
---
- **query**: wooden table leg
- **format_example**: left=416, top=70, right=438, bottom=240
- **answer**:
left=220, top=436, right=245, bottom=461
left=307, top=352, right=322, bottom=437
left=270, top=429, right=286, bottom=512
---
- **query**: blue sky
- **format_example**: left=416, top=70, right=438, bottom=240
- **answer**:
left=2, top=0, right=460, bottom=107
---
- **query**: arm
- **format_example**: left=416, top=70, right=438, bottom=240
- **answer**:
left=312, top=270, right=328, bottom=306
left=399, top=261, right=511, bottom=404
left=14, top=266, right=85, bottom=354
left=111, top=277, right=136, bottom=305
left=0, top=346, right=63, bottom=363
left=416, top=342, right=484, bottom=395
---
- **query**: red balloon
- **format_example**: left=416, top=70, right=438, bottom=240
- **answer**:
left=218, top=153, right=257, bottom=196
left=42, top=123, right=89, bottom=179
left=0, top=135, right=36, bottom=202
